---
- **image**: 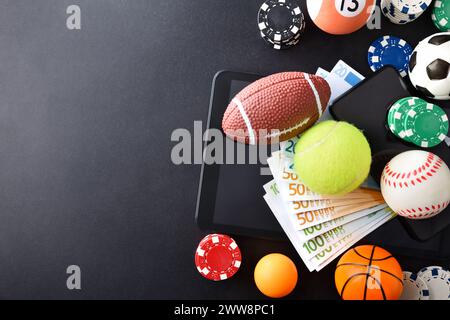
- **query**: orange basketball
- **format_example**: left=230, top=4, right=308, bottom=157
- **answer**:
left=307, top=0, right=376, bottom=35
left=335, top=245, right=403, bottom=300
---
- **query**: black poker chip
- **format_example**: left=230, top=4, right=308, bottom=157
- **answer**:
left=257, top=0, right=305, bottom=49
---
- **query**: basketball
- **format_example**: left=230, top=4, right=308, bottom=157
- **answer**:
left=307, top=0, right=376, bottom=35
left=335, top=245, right=403, bottom=300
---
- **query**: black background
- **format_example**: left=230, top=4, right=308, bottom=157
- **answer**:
left=0, top=0, right=448, bottom=299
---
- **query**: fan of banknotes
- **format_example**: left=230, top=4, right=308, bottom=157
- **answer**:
left=263, top=149, right=397, bottom=272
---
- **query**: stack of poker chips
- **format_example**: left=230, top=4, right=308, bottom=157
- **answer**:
left=381, top=0, right=433, bottom=24
left=257, top=0, right=306, bottom=50
left=387, top=97, right=449, bottom=148
left=432, top=0, right=450, bottom=31
left=400, top=266, right=450, bottom=300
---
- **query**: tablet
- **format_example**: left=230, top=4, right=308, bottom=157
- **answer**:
left=195, top=71, right=284, bottom=239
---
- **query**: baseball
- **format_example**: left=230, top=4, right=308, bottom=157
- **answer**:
left=380, top=150, right=450, bottom=219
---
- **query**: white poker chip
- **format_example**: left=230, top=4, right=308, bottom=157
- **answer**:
left=417, top=266, right=450, bottom=300
left=399, top=271, right=430, bottom=300
left=381, top=0, right=432, bottom=24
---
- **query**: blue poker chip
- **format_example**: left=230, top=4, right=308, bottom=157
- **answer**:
left=367, top=35, right=413, bottom=77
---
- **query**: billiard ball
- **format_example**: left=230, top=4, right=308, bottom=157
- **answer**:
left=307, top=0, right=376, bottom=35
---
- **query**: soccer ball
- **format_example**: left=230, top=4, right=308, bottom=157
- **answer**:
left=409, top=32, right=450, bottom=100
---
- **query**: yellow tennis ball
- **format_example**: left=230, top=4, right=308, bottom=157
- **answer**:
left=293, top=121, right=371, bottom=195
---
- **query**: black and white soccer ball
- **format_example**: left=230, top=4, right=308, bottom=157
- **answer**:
left=409, top=32, right=450, bottom=100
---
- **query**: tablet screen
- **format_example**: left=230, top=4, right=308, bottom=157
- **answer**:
left=214, top=162, right=279, bottom=230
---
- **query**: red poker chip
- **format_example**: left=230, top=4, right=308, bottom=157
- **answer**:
left=195, top=234, right=242, bottom=281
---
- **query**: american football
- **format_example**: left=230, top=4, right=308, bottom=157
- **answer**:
left=222, top=72, right=331, bottom=144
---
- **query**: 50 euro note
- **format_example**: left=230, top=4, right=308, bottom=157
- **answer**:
left=288, top=201, right=386, bottom=230
left=285, top=197, right=378, bottom=215
left=295, top=203, right=387, bottom=242
left=264, top=179, right=386, bottom=232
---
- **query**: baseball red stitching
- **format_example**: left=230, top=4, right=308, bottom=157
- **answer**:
left=382, top=153, right=443, bottom=189
left=396, top=200, right=450, bottom=219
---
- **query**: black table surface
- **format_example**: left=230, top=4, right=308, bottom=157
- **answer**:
left=0, top=0, right=448, bottom=299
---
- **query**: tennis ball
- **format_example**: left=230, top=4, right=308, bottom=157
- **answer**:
left=293, top=120, right=371, bottom=195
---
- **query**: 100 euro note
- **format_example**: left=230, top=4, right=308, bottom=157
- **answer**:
left=309, top=208, right=396, bottom=271
left=314, top=209, right=397, bottom=271
left=293, top=209, right=391, bottom=261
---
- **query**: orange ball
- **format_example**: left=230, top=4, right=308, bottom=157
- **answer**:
left=335, top=245, right=403, bottom=300
left=254, top=254, right=298, bottom=298
left=307, top=0, right=376, bottom=35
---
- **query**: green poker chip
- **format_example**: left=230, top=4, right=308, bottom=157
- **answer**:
left=432, top=0, right=450, bottom=32
left=387, top=98, right=405, bottom=134
left=387, top=98, right=408, bottom=139
left=403, top=100, right=449, bottom=148
left=387, top=97, right=408, bottom=135
left=387, top=97, right=417, bottom=141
